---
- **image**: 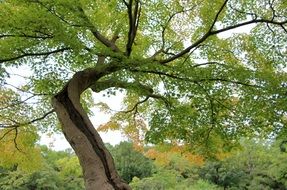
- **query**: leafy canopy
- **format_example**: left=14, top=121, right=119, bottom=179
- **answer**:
left=0, top=0, right=287, bottom=156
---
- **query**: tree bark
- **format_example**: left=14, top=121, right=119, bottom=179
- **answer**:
left=52, top=68, right=131, bottom=190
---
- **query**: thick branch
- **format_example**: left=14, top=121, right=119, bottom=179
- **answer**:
left=76, top=7, right=121, bottom=52
left=96, top=56, right=106, bottom=68
left=90, top=30, right=121, bottom=52
left=125, top=0, right=141, bottom=56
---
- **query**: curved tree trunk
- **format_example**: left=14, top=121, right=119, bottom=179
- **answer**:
left=52, top=68, right=131, bottom=190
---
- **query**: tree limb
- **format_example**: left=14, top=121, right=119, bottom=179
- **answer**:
left=159, top=0, right=229, bottom=64
left=211, top=19, right=287, bottom=35
left=129, top=69, right=261, bottom=88
left=124, top=96, right=149, bottom=114
left=192, top=61, right=226, bottom=68
left=208, top=0, right=229, bottom=33
left=91, top=79, right=153, bottom=95
left=125, top=0, right=141, bottom=56
left=151, top=6, right=197, bottom=60
left=34, top=0, right=122, bottom=52
left=0, top=128, right=14, bottom=141
left=3, top=82, right=50, bottom=96
left=0, top=127, right=23, bottom=152
left=0, top=95, right=37, bottom=110
left=0, top=109, right=55, bottom=129
left=91, top=79, right=170, bottom=107
left=0, top=33, right=53, bottom=39
left=0, top=48, right=70, bottom=63
left=159, top=0, right=287, bottom=64
left=77, top=7, right=122, bottom=52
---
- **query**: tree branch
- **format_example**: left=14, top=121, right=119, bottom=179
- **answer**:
left=91, top=79, right=152, bottom=94
left=0, top=33, right=53, bottom=39
left=3, top=82, right=50, bottom=96
left=33, top=0, right=85, bottom=28
left=229, top=4, right=258, bottom=19
left=129, top=69, right=261, bottom=88
left=159, top=0, right=229, bottom=64
left=13, top=127, right=22, bottom=152
left=0, top=124, right=23, bottom=152
left=159, top=0, right=287, bottom=64
left=0, top=95, right=36, bottom=111
left=205, top=99, right=216, bottom=143
left=152, top=6, right=197, bottom=60
left=76, top=6, right=122, bottom=52
left=91, top=79, right=170, bottom=108
left=0, top=48, right=70, bottom=63
left=0, top=128, right=14, bottom=141
left=121, top=0, right=129, bottom=7
left=124, top=96, right=149, bottom=114
left=208, top=0, right=229, bottom=33
left=125, top=0, right=141, bottom=56
left=34, top=0, right=122, bottom=52
left=0, top=110, right=54, bottom=153
left=211, top=19, right=287, bottom=35
left=192, top=61, right=226, bottom=68
left=0, top=109, right=55, bottom=129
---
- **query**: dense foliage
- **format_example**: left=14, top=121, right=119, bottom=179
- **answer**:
left=0, top=146, right=84, bottom=190
left=107, top=142, right=154, bottom=183
left=1, top=141, right=286, bottom=189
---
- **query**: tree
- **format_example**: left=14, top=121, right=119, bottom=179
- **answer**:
left=199, top=139, right=287, bottom=189
left=129, top=169, right=221, bottom=190
left=0, top=88, right=43, bottom=172
left=108, top=142, right=154, bottom=183
left=0, top=146, right=85, bottom=190
left=1, top=0, right=286, bottom=189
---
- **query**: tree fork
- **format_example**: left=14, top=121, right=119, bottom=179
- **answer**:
left=52, top=69, right=131, bottom=190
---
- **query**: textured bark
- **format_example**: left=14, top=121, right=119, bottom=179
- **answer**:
left=52, top=69, right=131, bottom=190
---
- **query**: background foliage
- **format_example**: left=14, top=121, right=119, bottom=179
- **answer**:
left=0, top=140, right=286, bottom=189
